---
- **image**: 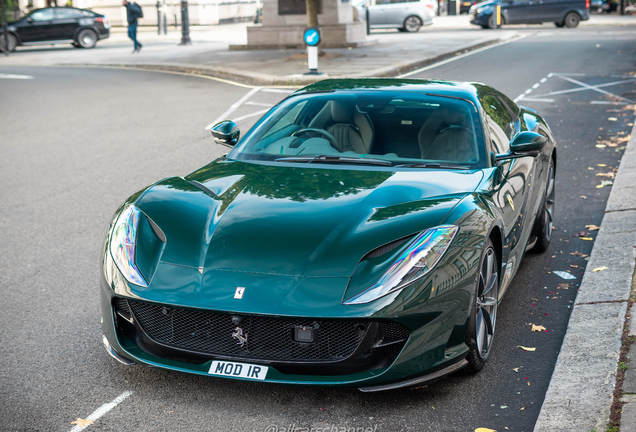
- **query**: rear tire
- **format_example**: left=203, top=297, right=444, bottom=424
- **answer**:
left=0, top=33, right=17, bottom=52
left=403, top=15, right=422, bottom=32
left=76, top=29, right=98, bottom=49
left=466, top=240, right=499, bottom=372
left=564, top=12, right=580, bottom=28
left=532, top=157, right=555, bottom=253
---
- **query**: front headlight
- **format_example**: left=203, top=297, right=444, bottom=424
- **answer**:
left=344, top=225, right=458, bottom=305
left=109, top=205, right=148, bottom=287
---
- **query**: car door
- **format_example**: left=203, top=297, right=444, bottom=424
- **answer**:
left=481, top=94, right=535, bottom=256
left=383, top=0, right=411, bottom=26
left=51, top=8, right=83, bottom=40
left=368, top=0, right=390, bottom=25
left=501, top=0, right=540, bottom=23
left=17, top=8, right=56, bottom=42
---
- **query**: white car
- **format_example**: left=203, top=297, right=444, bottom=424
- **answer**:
left=353, top=0, right=437, bottom=32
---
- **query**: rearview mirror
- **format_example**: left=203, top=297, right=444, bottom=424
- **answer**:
left=211, top=120, right=240, bottom=147
left=494, top=131, right=547, bottom=162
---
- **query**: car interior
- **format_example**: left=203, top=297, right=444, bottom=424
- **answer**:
left=242, top=93, right=481, bottom=166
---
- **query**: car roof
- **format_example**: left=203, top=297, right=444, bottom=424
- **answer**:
left=291, top=78, right=496, bottom=109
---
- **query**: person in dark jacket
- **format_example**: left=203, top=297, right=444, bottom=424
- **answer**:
left=122, top=0, right=143, bottom=53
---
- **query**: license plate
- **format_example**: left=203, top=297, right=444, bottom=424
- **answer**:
left=209, top=360, right=268, bottom=380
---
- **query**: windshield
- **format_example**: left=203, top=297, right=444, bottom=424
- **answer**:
left=229, top=91, right=486, bottom=169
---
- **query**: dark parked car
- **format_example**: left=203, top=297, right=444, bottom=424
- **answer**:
left=460, top=0, right=478, bottom=13
left=470, top=0, right=590, bottom=28
left=101, top=78, right=557, bottom=391
left=0, top=7, right=110, bottom=52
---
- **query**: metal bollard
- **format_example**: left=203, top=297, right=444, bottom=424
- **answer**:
left=180, top=0, right=191, bottom=45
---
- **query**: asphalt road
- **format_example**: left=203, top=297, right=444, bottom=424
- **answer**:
left=1, top=26, right=635, bottom=432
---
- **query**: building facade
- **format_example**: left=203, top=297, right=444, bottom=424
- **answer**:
left=14, top=0, right=259, bottom=27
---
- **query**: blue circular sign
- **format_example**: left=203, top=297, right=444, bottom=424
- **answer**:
left=303, top=27, right=321, bottom=47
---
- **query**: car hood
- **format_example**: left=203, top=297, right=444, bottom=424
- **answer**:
left=134, top=160, right=483, bottom=279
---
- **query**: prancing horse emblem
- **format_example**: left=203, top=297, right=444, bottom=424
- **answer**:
left=232, top=327, right=248, bottom=347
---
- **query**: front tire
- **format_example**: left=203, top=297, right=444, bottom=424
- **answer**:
left=76, top=29, right=98, bottom=49
left=532, top=158, right=555, bottom=252
left=564, top=12, right=580, bottom=28
left=0, top=33, right=17, bottom=52
left=466, top=240, right=499, bottom=372
left=403, top=16, right=422, bottom=32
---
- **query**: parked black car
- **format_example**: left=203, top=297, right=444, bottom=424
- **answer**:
left=469, top=0, right=590, bottom=28
left=0, top=7, right=110, bottom=52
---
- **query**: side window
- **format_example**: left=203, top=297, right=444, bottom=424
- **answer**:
left=262, top=100, right=308, bottom=138
left=30, top=9, right=55, bottom=21
left=55, top=8, right=84, bottom=19
left=481, top=94, right=514, bottom=154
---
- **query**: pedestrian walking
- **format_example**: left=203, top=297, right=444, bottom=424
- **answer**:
left=122, top=0, right=143, bottom=53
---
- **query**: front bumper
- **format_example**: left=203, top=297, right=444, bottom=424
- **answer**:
left=100, top=234, right=481, bottom=389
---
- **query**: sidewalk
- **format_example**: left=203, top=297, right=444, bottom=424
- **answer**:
left=1, top=14, right=633, bottom=86
left=534, top=121, right=636, bottom=431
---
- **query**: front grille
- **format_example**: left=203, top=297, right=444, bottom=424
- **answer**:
left=127, top=300, right=373, bottom=362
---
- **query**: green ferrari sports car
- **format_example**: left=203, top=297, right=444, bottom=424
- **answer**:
left=101, top=78, right=556, bottom=391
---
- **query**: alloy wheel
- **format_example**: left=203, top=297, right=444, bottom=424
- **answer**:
left=77, top=29, right=97, bottom=49
left=475, top=247, right=498, bottom=360
left=404, top=16, right=422, bottom=32
left=544, top=163, right=555, bottom=242
left=0, top=33, right=17, bottom=52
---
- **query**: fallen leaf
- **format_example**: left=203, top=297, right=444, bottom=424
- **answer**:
left=475, top=429, right=496, bottom=432
left=513, top=367, right=522, bottom=373
left=570, top=251, right=589, bottom=257
left=70, top=419, right=94, bottom=427
left=580, top=237, right=594, bottom=241
left=500, top=405, right=508, bottom=409
left=518, top=346, right=536, bottom=352
left=580, top=195, right=587, bottom=199
left=531, top=324, right=547, bottom=332
left=592, top=266, right=608, bottom=272
left=570, top=265, right=579, bottom=268
left=608, top=117, right=618, bottom=121
left=520, top=407, right=526, bottom=411
left=585, top=224, right=600, bottom=231
left=598, top=164, right=607, bottom=167
left=596, top=144, right=606, bottom=148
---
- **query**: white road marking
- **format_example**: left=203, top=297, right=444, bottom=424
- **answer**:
left=205, top=87, right=262, bottom=130
left=524, top=89, right=533, bottom=94
left=532, top=78, right=636, bottom=98
left=396, top=35, right=527, bottom=78
left=519, top=98, right=554, bottom=103
left=532, top=83, right=540, bottom=89
left=540, top=78, right=548, bottom=83
left=590, top=101, right=629, bottom=105
left=232, top=108, right=271, bottom=122
left=244, top=101, right=274, bottom=107
left=261, top=88, right=295, bottom=94
left=68, top=391, right=133, bottom=432
left=0, top=73, right=34, bottom=79
left=552, top=74, right=634, bottom=102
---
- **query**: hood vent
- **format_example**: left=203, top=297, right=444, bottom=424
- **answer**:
left=189, top=180, right=220, bottom=200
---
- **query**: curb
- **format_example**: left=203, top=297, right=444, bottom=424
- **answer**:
left=533, top=121, right=636, bottom=431
left=58, top=37, right=509, bottom=87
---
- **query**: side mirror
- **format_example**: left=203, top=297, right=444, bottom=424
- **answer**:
left=211, top=120, right=240, bottom=147
left=494, top=131, right=547, bottom=162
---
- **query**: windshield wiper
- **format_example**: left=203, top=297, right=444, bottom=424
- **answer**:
left=275, top=155, right=392, bottom=166
left=395, top=162, right=471, bottom=170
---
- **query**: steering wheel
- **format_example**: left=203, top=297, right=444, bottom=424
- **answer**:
left=291, top=128, right=339, bottom=149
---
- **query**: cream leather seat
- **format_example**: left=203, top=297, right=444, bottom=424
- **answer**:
left=418, top=107, right=477, bottom=162
left=326, top=101, right=375, bottom=154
